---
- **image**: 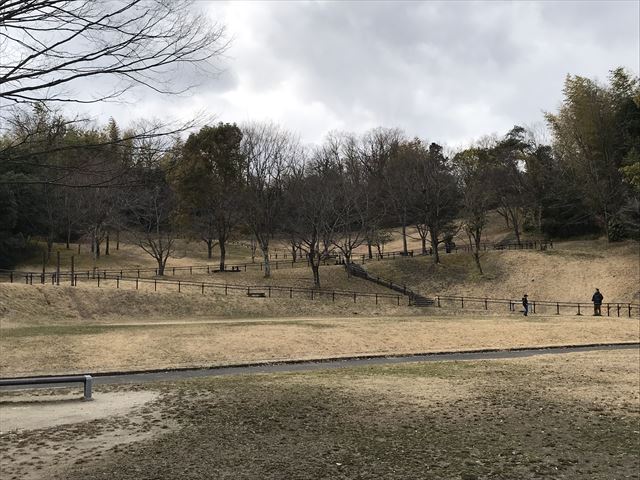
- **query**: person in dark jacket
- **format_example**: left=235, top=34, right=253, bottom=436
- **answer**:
left=592, top=288, right=604, bottom=316
left=522, top=294, right=529, bottom=316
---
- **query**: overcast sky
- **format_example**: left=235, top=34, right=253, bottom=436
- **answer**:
left=88, top=0, right=639, bottom=148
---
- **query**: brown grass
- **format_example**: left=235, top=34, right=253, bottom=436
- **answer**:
left=1, top=349, right=637, bottom=480
left=366, top=239, right=640, bottom=303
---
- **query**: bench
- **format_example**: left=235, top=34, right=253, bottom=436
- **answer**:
left=0, top=374, right=93, bottom=401
left=247, top=291, right=266, bottom=298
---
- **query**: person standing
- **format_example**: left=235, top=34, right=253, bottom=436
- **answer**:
left=522, top=294, right=529, bottom=316
left=592, top=288, right=604, bottom=316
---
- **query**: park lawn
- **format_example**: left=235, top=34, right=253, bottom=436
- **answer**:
left=1, top=349, right=638, bottom=480
left=1, top=311, right=638, bottom=377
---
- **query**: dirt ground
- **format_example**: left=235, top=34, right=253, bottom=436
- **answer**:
left=1, top=311, right=638, bottom=376
left=1, top=348, right=637, bottom=479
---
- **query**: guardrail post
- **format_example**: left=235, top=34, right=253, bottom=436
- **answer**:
left=83, top=375, right=93, bottom=401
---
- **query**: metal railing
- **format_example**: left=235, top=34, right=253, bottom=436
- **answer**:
left=0, top=375, right=93, bottom=400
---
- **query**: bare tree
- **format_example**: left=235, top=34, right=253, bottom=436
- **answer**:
left=124, top=170, right=177, bottom=276
left=0, top=0, right=228, bottom=105
left=283, top=158, right=338, bottom=288
left=241, top=122, right=298, bottom=278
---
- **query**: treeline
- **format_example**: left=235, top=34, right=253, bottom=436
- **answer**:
left=1, top=68, right=638, bottom=285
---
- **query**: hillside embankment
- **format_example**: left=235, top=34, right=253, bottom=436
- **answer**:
left=365, top=239, right=639, bottom=303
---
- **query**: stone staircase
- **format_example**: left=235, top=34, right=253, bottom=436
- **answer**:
left=345, top=262, right=434, bottom=307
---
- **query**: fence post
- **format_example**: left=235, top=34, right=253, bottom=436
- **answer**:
left=97, top=276, right=100, bottom=287
left=532, top=302, right=536, bottom=314
left=311, top=290, right=314, bottom=300
left=268, top=286, right=271, bottom=298
left=10, top=271, right=13, bottom=283
left=617, top=304, right=620, bottom=317
left=332, top=291, right=335, bottom=302
left=577, top=304, right=581, bottom=316
left=190, top=266, right=193, bottom=275
left=484, top=298, right=488, bottom=310
left=397, top=295, right=400, bottom=306
left=178, top=281, right=181, bottom=293
left=56, top=251, right=60, bottom=286
left=353, top=293, right=357, bottom=303
left=71, top=255, right=75, bottom=286
left=437, top=296, right=441, bottom=307
left=116, top=277, right=119, bottom=288
left=290, top=288, right=293, bottom=299
left=556, top=303, right=560, bottom=315
left=375, top=294, right=378, bottom=305
left=154, top=279, right=157, bottom=291
left=136, top=278, right=139, bottom=290
left=201, top=283, right=204, bottom=294
left=461, top=297, right=464, bottom=308
left=225, top=285, right=228, bottom=295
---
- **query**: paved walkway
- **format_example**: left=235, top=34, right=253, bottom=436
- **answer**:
left=2, top=343, right=637, bottom=391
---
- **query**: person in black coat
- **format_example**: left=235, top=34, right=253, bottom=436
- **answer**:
left=592, top=288, right=604, bottom=316
left=522, top=294, right=529, bottom=316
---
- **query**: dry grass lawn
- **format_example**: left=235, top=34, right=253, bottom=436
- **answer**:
left=1, top=349, right=637, bottom=479
left=366, top=239, right=640, bottom=303
left=2, top=280, right=638, bottom=377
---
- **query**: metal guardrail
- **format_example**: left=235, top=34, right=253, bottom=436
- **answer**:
left=0, top=375, right=93, bottom=400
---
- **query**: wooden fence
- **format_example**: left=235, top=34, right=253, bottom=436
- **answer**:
left=434, top=295, right=639, bottom=318
left=0, top=270, right=408, bottom=307
left=15, top=240, right=553, bottom=281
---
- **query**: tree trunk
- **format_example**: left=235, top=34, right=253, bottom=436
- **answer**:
left=310, top=255, right=321, bottom=288
left=219, top=239, right=226, bottom=272
left=421, top=235, right=426, bottom=255
left=206, top=239, right=214, bottom=259
left=468, top=229, right=483, bottom=275
left=291, top=243, right=297, bottom=263
left=401, top=219, right=408, bottom=255
left=105, top=232, right=110, bottom=255
left=429, top=226, right=440, bottom=264
left=262, top=249, right=271, bottom=277
left=367, top=239, right=373, bottom=259
left=116, top=230, right=120, bottom=250
left=157, top=257, right=166, bottom=276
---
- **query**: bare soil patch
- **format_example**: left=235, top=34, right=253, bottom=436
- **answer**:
left=1, top=349, right=636, bottom=479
